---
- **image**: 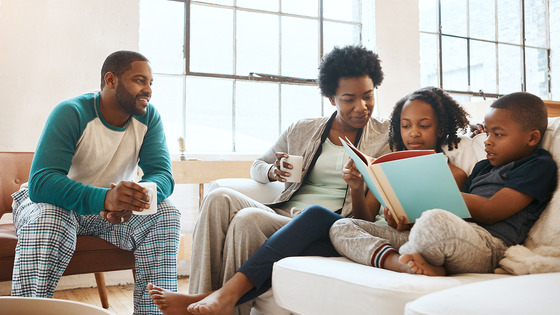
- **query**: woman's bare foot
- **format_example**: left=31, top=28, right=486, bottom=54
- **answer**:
left=186, top=289, right=239, bottom=315
left=147, top=283, right=210, bottom=315
left=399, top=253, right=446, bottom=276
left=186, top=272, right=255, bottom=315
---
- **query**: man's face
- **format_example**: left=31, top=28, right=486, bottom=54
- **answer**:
left=115, top=60, right=153, bottom=116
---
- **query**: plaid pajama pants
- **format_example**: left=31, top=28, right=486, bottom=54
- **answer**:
left=10, top=188, right=181, bottom=315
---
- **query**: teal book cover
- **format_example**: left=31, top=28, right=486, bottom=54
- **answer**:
left=340, top=138, right=470, bottom=223
left=372, top=153, right=470, bottom=223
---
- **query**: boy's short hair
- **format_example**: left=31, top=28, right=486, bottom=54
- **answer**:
left=491, top=92, right=548, bottom=138
left=100, top=51, right=149, bottom=89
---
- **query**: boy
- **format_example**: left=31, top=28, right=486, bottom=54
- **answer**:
left=330, top=91, right=557, bottom=276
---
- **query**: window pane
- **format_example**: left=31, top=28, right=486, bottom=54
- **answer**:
left=281, top=84, right=322, bottom=131
left=323, top=0, right=361, bottom=22
left=524, top=0, right=547, bottom=47
left=498, top=0, right=521, bottom=44
left=419, top=0, right=438, bottom=33
left=420, top=33, right=439, bottom=87
left=498, top=44, right=522, bottom=94
left=139, top=0, right=185, bottom=74
left=236, top=11, right=279, bottom=75
left=185, top=77, right=233, bottom=152
left=281, top=17, right=319, bottom=78
left=282, top=0, right=318, bottom=17
left=441, top=0, right=467, bottom=36
left=196, top=0, right=233, bottom=5
left=323, top=22, right=361, bottom=55
left=235, top=81, right=279, bottom=152
left=551, top=0, right=560, bottom=100
left=525, top=47, right=549, bottom=99
left=470, top=41, right=497, bottom=93
left=442, top=36, right=468, bottom=91
left=237, top=0, right=278, bottom=12
left=150, top=75, right=184, bottom=154
left=469, top=0, right=495, bottom=41
left=190, top=5, right=234, bottom=74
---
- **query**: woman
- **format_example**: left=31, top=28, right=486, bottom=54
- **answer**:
left=187, top=45, right=390, bottom=315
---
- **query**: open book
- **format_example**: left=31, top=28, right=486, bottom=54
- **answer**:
left=340, top=137, right=471, bottom=223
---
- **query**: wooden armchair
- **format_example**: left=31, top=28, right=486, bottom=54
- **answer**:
left=0, top=152, right=135, bottom=309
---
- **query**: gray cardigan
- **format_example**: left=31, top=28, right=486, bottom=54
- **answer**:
left=250, top=114, right=390, bottom=217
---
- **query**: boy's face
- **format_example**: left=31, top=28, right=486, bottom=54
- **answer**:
left=483, top=108, right=538, bottom=166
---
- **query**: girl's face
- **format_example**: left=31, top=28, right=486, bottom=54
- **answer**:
left=329, top=75, right=375, bottom=131
left=400, top=99, right=439, bottom=150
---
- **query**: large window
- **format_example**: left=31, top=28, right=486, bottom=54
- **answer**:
left=139, top=0, right=371, bottom=154
left=419, top=0, right=552, bottom=104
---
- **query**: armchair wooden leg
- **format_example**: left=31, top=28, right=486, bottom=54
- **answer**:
left=94, top=272, right=110, bottom=309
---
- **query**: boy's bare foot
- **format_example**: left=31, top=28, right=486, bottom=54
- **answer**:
left=147, top=283, right=210, bottom=315
left=399, top=253, right=446, bottom=276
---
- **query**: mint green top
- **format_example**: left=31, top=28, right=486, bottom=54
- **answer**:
left=283, top=138, right=348, bottom=212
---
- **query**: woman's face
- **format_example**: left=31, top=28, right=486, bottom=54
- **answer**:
left=400, top=99, right=439, bottom=150
left=329, top=75, right=375, bottom=131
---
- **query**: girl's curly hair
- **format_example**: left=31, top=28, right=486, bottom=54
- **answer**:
left=388, top=87, right=470, bottom=152
left=318, top=45, right=383, bottom=98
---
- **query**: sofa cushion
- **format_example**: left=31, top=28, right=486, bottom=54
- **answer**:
left=272, top=256, right=508, bottom=315
left=404, top=272, right=560, bottom=315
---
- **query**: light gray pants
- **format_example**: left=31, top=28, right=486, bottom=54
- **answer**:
left=189, top=187, right=292, bottom=315
left=330, top=209, right=508, bottom=274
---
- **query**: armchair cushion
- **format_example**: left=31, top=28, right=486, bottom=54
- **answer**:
left=207, top=178, right=284, bottom=204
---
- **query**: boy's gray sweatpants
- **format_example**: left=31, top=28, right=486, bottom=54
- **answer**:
left=329, top=209, right=508, bottom=274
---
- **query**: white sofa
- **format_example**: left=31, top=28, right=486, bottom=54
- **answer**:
left=207, top=118, right=560, bottom=314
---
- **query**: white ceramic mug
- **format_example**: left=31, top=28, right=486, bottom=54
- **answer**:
left=279, top=155, right=304, bottom=183
left=132, top=182, right=157, bottom=215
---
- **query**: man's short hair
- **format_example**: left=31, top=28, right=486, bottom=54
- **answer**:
left=491, top=92, right=548, bottom=136
left=100, top=51, right=149, bottom=89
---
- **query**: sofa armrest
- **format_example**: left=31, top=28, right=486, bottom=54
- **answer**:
left=207, top=178, right=284, bottom=204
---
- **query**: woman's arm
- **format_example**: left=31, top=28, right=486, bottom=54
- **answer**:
left=462, top=188, right=533, bottom=224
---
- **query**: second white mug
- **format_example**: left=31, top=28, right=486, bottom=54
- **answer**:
left=279, top=155, right=304, bottom=183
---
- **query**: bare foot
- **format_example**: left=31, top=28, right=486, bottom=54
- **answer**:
left=399, top=253, right=446, bottom=276
left=147, top=283, right=210, bottom=315
left=381, top=252, right=415, bottom=274
left=186, top=289, right=239, bottom=315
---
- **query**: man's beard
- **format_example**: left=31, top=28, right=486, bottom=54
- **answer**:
left=115, top=82, right=147, bottom=116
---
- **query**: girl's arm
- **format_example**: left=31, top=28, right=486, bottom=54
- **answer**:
left=461, top=188, right=533, bottom=224
left=448, top=162, right=468, bottom=189
left=343, top=159, right=380, bottom=221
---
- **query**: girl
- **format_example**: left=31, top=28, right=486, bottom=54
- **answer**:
left=148, top=87, right=470, bottom=315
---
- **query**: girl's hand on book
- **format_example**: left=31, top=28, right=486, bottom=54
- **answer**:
left=384, top=208, right=413, bottom=231
left=342, top=159, right=364, bottom=191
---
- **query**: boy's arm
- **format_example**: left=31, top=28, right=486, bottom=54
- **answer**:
left=462, top=188, right=533, bottom=225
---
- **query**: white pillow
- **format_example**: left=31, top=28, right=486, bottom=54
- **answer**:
left=442, top=134, right=486, bottom=176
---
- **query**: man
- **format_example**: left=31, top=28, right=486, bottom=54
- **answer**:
left=10, top=50, right=181, bottom=314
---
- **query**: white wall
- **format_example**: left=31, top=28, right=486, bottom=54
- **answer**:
left=0, top=0, right=140, bottom=152
left=374, top=0, right=421, bottom=118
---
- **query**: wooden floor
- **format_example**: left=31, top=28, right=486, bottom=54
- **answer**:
left=53, top=277, right=189, bottom=314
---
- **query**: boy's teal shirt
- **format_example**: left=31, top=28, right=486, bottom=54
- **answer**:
left=28, top=92, right=174, bottom=215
